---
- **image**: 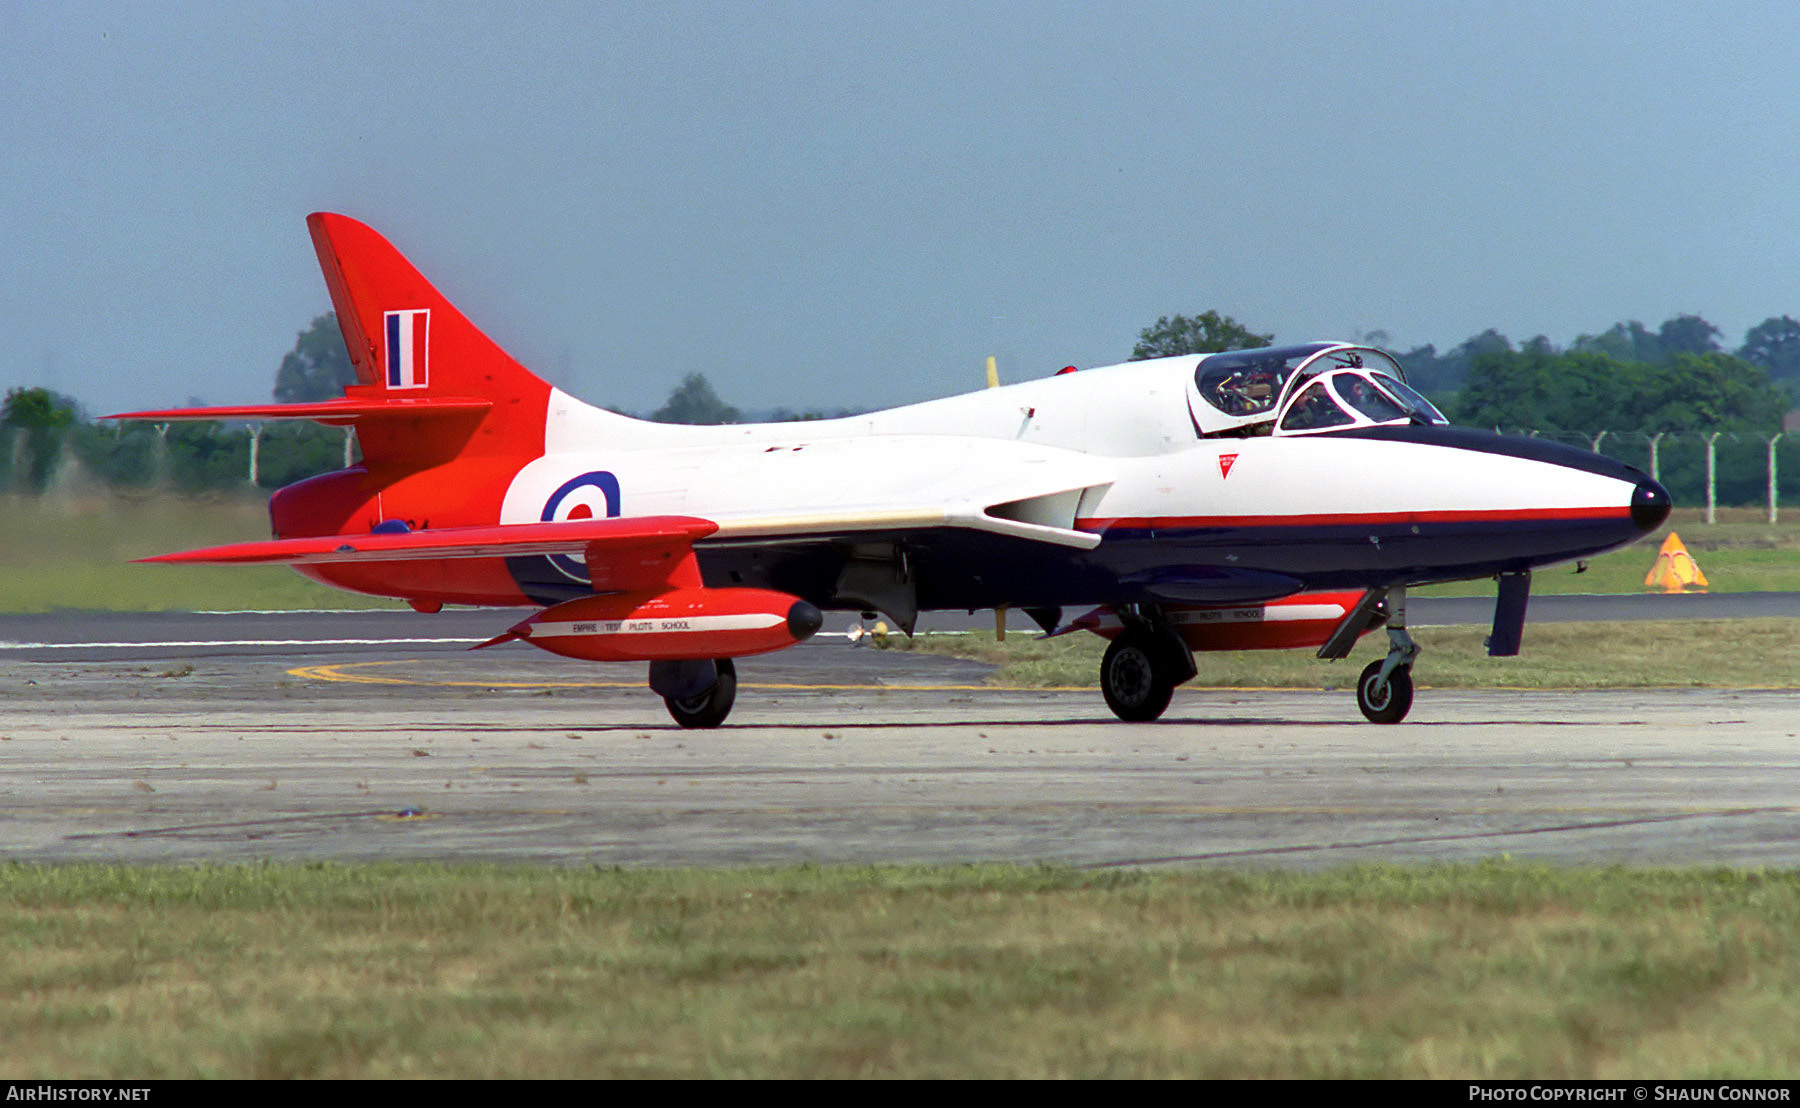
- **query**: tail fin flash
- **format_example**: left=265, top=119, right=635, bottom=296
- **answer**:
left=307, top=213, right=552, bottom=462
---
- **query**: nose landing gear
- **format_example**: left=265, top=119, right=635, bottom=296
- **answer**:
left=1355, top=654, right=1414, bottom=723
left=1353, top=592, right=1419, bottom=724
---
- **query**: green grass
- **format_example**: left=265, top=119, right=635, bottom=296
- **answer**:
left=1421, top=508, right=1800, bottom=597
left=0, top=493, right=399, bottom=611
left=4, top=497, right=1796, bottom=1078
left=4, top=861, right=1799, bottom=1078
left=906, top=618, right=1800, bottom=689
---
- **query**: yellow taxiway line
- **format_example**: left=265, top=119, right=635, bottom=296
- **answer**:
left=285, top=659, right=1082, bottom=693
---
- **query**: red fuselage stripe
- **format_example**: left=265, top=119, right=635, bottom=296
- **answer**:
left=1076, top=506, right=1632, bottom=531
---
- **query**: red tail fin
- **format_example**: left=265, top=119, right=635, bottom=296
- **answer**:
left=306, top=212, right=552, bottom=463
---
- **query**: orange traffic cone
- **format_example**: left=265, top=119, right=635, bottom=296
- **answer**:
left=1644, top=532, right=1708, bottom=593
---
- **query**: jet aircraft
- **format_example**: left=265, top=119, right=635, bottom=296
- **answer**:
left=110, top=214, right=1672, bottom=727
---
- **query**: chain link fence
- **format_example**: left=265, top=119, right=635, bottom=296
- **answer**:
left=1495, top=428, right=1797, bottom=522
left=8, top=419, right=1795, bottom=522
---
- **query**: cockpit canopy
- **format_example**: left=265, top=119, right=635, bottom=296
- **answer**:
left=1186, top=342, right=1447, bottom=437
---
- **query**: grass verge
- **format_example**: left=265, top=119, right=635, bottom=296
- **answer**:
left=0, top=494, right=398, bottom=612
left=1421, top=508, right=1800, bottom=596
left=3, top=861, right=1798, bottom=1078
left=900, top=618, right=1800, bottom=689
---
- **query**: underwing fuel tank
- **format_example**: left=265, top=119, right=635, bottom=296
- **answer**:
left=486, top=588, right=824, bottom=662
left=1077, top=591, right=1378, bottom=652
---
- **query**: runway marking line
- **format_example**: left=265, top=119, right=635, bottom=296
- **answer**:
left=3, top=638, right=485, bottom=650
left=285, top=659, right=1800, bottom=695
left=285, top=659, right=1069, bottom=693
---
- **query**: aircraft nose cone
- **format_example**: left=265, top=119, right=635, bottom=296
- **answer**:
left=787, top=600, right=824, bottom=642
left=1631, top=478, right=1672, bottom=532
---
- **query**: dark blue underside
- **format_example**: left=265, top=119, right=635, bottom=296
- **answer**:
left=624, top=508, right=1646, bottom=615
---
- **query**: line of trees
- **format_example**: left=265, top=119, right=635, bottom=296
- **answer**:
left=1131, top=309, right=1800, bottom=508
left=1400, top=315, right=1800, bottom=406
left=1, top=386, right=353, bottom=496
left=7, top=308, right=1798, bottom=506
left=1135, top=310, right=1795, bottom=433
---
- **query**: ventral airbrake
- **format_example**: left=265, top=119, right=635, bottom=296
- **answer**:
left=109, top=214, right=1672, bottom=727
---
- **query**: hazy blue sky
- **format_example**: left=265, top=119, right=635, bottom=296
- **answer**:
left=5, top=1, right=1799, bottom=416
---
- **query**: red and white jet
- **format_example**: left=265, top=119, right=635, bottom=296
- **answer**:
left=110, top=214, right=1671, bottom=727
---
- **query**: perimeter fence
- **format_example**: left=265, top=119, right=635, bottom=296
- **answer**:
left=1494, top=428, right=1798, bottom=522
left=5, top=420, right=1797, bottom=521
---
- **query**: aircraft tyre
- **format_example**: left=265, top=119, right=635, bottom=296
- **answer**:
left=1101, top=633, right=1177, bottom=722
left=664, top=658, right=737, bottom=729
left=1356, top=659, right=1413, bottom=724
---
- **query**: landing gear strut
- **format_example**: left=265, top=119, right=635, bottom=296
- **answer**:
left=1099, top=608, right=1196, bottom=722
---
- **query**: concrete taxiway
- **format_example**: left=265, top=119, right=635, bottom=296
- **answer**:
left=4, top=609, right=1798, bottom=868
left=4, top=589, right=1799, bottom=665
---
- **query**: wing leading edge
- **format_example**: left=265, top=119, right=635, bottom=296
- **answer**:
left=137, top=497, right=1104, bottom=595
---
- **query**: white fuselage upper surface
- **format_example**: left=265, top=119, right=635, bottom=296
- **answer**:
left=509, top=357, right=1208, bottom=536
left=541, top=355, right=1208, bottom=460
left=501, top=358, right=1644, bottom=555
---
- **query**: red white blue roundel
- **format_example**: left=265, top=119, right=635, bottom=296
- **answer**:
left=540, top=471, right=620, bottom=582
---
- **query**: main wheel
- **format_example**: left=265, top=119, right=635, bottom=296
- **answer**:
left=1101, top=634, right=1176, bottom=722
left=664, top=658, right=737, bottom=729
left=1356, top=659, right=1413, bottom=724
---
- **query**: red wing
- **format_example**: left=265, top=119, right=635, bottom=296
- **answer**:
left=138, top=515, right=717, bottom=592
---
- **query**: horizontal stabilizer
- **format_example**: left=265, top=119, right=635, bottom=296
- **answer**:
left=103, top=396, right=492, bottom=425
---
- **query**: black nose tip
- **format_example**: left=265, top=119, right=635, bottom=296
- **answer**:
left=1631, top=479, right=1671, bottom=532
left=787, top=600, right=824, bottom=641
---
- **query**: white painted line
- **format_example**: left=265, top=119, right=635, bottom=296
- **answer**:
left=0, top=638, right=487, bottom=650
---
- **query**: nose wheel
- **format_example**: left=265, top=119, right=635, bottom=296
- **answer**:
left=1355, top=601, right=1420, bottom=723
left=1355, top=658, right=1413, bottom=723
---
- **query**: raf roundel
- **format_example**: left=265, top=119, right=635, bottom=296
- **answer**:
left=540, top=471, right=621, bottom=582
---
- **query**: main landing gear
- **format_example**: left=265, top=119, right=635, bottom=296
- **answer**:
left=1098, top=610, right=1196, bottom=723
left=1097, top=592, right=1424, bottom=724
left=651, top=658, right=738, bottom=729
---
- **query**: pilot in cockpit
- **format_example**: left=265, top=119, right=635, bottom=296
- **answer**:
left=1282, top=380, right=1354, bottom=431
left=1336, top=373, right=1407, bottom=423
